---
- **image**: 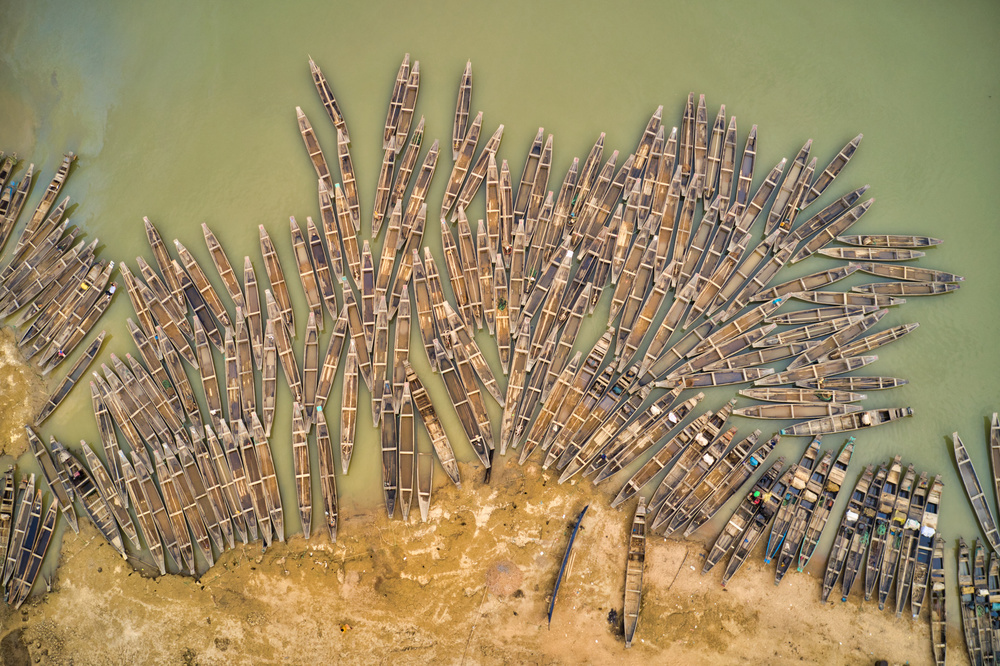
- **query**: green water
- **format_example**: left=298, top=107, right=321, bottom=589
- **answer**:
left=1, top=0, right=999, bottom=617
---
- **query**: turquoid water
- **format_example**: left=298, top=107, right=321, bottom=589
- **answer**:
left=1, top=0, right=998, bottom=618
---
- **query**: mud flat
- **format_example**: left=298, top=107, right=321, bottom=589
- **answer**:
left=0, top=458, right=959, bottom=665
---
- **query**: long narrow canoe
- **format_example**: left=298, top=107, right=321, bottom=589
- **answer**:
left=308, top=57, right=348, bottom=141
left=738, top=387, right=867, bottom=404
left=910, top=475, right=944, bottom=618
left=405, top=362, right=462, bottom=488
left=398, top=383, right=415, bottom=521
left=623, top=497, right=646, bottom=648
left=315, top=417, right=338, bottom=542
left=820, top=465, right=875, bottom=602
left=380, top=381, right=399, bottom=518
left=382, top=54, right=409, bottom=149
left=291, top=403, right=311, bottom=538
left=955, top=432, right=1000, bottom=553
left=10, top=494, right=58, bottom=609
left=929, top=535, right=946, bottom=666
left=802, top=134, right=863, bottom=207
left=734, top=403, right=862, bottom=420
left=452, top=60, right=472, bottom=161
left=416, top=419, right=433, bottom=523
left=852, top=262, right=963, bottom=283
left=0, top=467, right=16, bottom=573
left=35, top=331, right=105, bottom=424
left=779, top=407, right=913, bottom=436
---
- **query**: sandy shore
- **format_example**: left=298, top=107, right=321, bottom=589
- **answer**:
left=0, top=455, right=963, bottom=665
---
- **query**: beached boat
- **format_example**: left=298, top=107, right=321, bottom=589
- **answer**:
left=118, top=451, right=165, bottom=573
left=893, top=472, right=930, bottom=616
left=162, top=443, right=216, bottom=566
left=404, top=362, right=462, bottom=488
left=818, top=464, right=873, bottom=601
left=703, top=459, right=785, bottom=573
left=954, top=431, right=1000, bottom=554
left=315, top=417, right=338, bottom=542
left=910, top=475, right=943, bottom=618
left=780, top=407, right=913, bottom=436
left=876, top=463, right=916, bottom=609
left=764, top=439, right=822, bottom=564
left=9, top=494, right=58, bottom=609
left=435, top=341, right=490, bottom=467
left=80, top=443, right=139, bottom=551
left=248, top=413, right=283, bottom=541
left=929, top=534, right=946, bottom=665
left=548, top=505, right=588, bottom=627
left=852, top=261, right=963, bottom=283
left=398, top=383, right=415, bottom=521
left=51, top=437, right=124, bottom=558
left=0, top=467, right=15, bottom=573
left=958, top=538, right=982, bottom=666
left=26, top=427, right=77, bottom=534
left=382, top=54, right=409, bottom=148
left=2, top=475, right=33, bottom=586
left=416, top=434, right=433, bottom=522
left=859, top=456, right=901, bottom=602
left=519, top=353, right=582, bottom=465
left=623, top=497, right=646, bottom=648
left=291, top=403, right=311, bottom=538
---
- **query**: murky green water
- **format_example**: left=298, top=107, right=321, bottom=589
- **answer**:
left=2, top=0, right=999, bottom=617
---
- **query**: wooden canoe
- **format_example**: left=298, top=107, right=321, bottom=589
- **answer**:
left=955, top=432, right=1000, bottom=553
left=340, top=339, right=358, bottom=474
left=398, top=383, right=416, bottom=521
left=404, top=362, right=462, bottom=487
left=308, top=57, right=348, bottom=140
left=734, top=403, right=863, bottom=420
left=778, top=407, right=914, bottom=436
left=258, top=225, right=296, bottom=334
left=852, top=281, right=959, bottom=297
left=851, top=261, right=963, bottom=283
left=382, top=54, right=409, bottom=149
left=315, top=417, right=339, bottom=542
left=623, top=497, right=646, bottom=648
left=837, top=234, right=941, bottom=248
left=795, top=376, right=907, bottom=391
left=452, top=60, right=472, bottom=161
left=818, top=247, right=925, bottom=262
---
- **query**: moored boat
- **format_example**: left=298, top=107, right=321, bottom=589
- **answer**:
left=954, top=431, right=1000, bottom=553
left=819, top=464, right=874, bottom=602
left=779, top=407, right=913, bottom=436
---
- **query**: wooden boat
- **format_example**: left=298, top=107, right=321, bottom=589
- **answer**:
left=134, top=256, right=190, bottom=338
left=853, top=281, right=958, bottom=297
left=340, top=271, right=374, bottom=390
left=739, top=387, right=866, bottom=404
left=416, top=423, right=433, bottom=522
left=20, top=258, right=106, bottom=354
left=0, top=153, right=16, bottom=189
left=249, top=413, right=283, bottom=542
left=668, top=324, right=776, bottom=379
left=611, top=405, right=731, bottom=508
left=452, top=60, right=472, bottom=160
left=163, top=442, right=217, bottom=566
left=755, top=355, right=879, bottom=387
left=404, top=362, right=462, bottom=488
left=327, top=184, right=362, bottom=285
left=119, top=450, right=165, bottom=574
left=382, top=54, right=409, bottom=148
left=893, top=472, right=930, bottom=616
left=838, top=234, right=942, bottom=248
left=360, top=240, right=376, bottom=347
left=189, top=432, right=235, bottom=550
left=308, top=57, right=348, bottom=141
left=513, top=127, right=545, bottom=229
left=302, top=312, right=320, bottom=427
left=289, top=216, right=323, bottom=326
left=372, top=147, right=396, bottom=236
left=702, top=458, right=784, bottom=573
left=774, top=156, right=816, bottom=237
left=377, top=377, right=399, bottom=516
left=257, top=225, right=296, bottom=335
left=448, top=331, right=494, bottom=453
left=411, top=249, right=438, bottom=370
left=548, top=505, right=588, bottom=627
left=495, top=256, right=510, bottom=373
left=544, top=362, right=621, bottom=472
left=801, top=134, right=862, bottom=207
left=234, top=421, right=272, bottom=546
left=958, top=538, right=982, bottom=666
left=434, top=341, right=490, bottom=467
left=37, top=278, right=115, bottom=372
left=152, top=449, right=195, bottom=573
left=338, top=339, right=359, bottom=474
left=423, top=248, right=452, bottom=351
left=234, top=314, right=256, bottom=424
left=764, top=439, right=822, bottom=564
left=819, top=247, right=925, bottom=262
left=589, top=391, right=703, bottom=483
left=0, top=467, right=16, bottom=574
left=541, top=284, right=590, bottom=400
left=825, top=322, right=920, bottom=361
left=175, top=239, right=232, bottom=332
left=125, top=318, right=183, bottom=424
left=1, top=475, right=33, bottom=585
left=837, top=461, right=888, bottom=600
left=796, top=375, right=907, bottom=391
left=35, top=330, right=105, bottom=424
left=734, top=403, right=862, bottom=420
left=765, top=139, right=811, bottom=235
left=26, top=427, right=78, bottom=533
left=81, top=443, right=140, bottom=551
left=751, top=265, right=859, bottom=302
left=519, top=353, right=582, bottom=465
left=336, top=129, right=362, bottom=231
left=910, top=475, right=943, bottom=618
left=9, top=493, right=55, bottom=609
left=398, top=383, right=416, bottom=521
left=858, top=455, right=900, bottom=603
left=786, top=309, right=886, bottom=369
left=852, top=261, right=963, bottom=283
left=780, top=407, right=913, bottom=436
left=955, top=431, right=1000, bottom=553
left=291, top=403, right=311, bottom=538
left=6, top=490, right=43, bottom=604
left=218, top=419, right=259, bottom=542
left=720, top=462, right=798, bottom=586
left=16, top=153, right=74, bottom=253
left=929, top=534, right=946, bottom=666
left=204, top=425, right=248, bottom=546
left=224, top=327, right=241, bottom=425
left=454, top=124, right=504, bottom=220
left=499, top=320, right=531, bottom=451
left=142, top=217, right=183, bottom=309
left=788, top=197, right=875, bottom=265
left=818, top=463, right=874, bottom=601
left=499, top=159, right=515, bottom=260
left=265, top=291, right=302, bottom=401
left=528, top=250, right=574, bottom=369
left=876, top=463, right=916, bottom=608
left=201, top=222, right=246, bottom=315
left=441, top=112, right=483, bottom=219
left=508, top=220, right=525, bottom=324
left=394, top=61, right=420, bottom=150
left=313, top=311, right=349, bottom=416
left=132, top=450, right=187, bottom=570
left=703, top=343, right=811, bottom=372
left=755, top=313, right=868, bottom=349
left=623, top=497, right=646, bottom=648
left=454, top=210, right=482, bottom=329
left=52, top=437, right=124, bottom=557
left=445, top=303, right=504, bottom=405
left=974, top=544, right=994, bottom=663
left=315, top=417, right=338, bottom=542
left=296, top=106, right=333, bottom=188
left=189, top=316, right=224, bottom=422
left=766, top=305, right=876, bottom=326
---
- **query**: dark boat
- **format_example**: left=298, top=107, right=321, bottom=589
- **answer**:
left=547, top=505, right=588, bottom=627
left=34, top=330, right=105, bottom=424
left=959, top=538, right=983, bottom=666
left=796, top=438, right=855, bottom=572
left=51, top=437, right=124, bottom=558
left=910, top=475, right=944, bottom=618
left=315, top=417, right=338, bottom=542
left=876, top=463, right=916, bottom=609
left=764, top=439, right=822, bottom=564
left=929, top=534, right=946, bottom=666
left=894, top=472, right=931, bottom=617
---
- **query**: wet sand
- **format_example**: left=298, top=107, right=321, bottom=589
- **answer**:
left=0, top=456, right=960, bottom=665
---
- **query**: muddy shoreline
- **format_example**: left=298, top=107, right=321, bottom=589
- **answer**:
left=0, top=457, right=958, bottom=665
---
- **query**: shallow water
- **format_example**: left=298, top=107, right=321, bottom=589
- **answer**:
left=1, top=0, right=999, bottom=618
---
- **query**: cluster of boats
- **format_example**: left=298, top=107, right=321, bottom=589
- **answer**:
left=0, top=56, right=965, bottom=645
